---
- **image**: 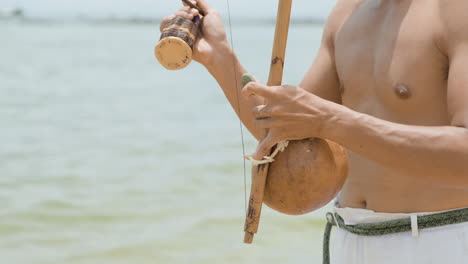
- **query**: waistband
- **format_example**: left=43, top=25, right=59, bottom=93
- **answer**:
left=322, top=206, right=468, bottom=264
left=333, top=206, right=456, bottom=225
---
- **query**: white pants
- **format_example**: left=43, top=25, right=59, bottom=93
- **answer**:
left=330, top=207, right=468, bottom=264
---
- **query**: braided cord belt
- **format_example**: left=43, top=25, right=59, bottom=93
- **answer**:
left=323, top=207, right=468, bottom=264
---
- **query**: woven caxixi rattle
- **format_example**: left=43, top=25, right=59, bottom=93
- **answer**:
left=155, top=13, right=201, bottom=70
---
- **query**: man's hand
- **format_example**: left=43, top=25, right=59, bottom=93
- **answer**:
left=242, top=82, right=335, bottom=160
left=160, top=0, right=230, bottom=67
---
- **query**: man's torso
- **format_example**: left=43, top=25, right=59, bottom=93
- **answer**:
left=332, top=0, right=468, bottom=212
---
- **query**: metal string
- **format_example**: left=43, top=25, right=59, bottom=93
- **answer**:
left=225, top=0, right=248, bottom=213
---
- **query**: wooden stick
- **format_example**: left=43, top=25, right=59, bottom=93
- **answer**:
left=244, top=0, right=293, bottom=244
left=267, top=0, right=293, bottom=87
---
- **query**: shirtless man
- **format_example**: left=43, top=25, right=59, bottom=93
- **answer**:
left=162, top=0, right=468, bottom=263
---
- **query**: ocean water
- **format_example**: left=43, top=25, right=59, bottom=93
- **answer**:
left=0, top=19, right=329, bottom=264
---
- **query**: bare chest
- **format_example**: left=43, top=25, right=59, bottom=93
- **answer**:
left=334, top=0, right=450, bottom=125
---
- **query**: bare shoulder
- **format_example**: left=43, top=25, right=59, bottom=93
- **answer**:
left=323, top=0, right=364, bottom=45
left=438, top=0, right=468, bottom=53
left=439, top=0, right=468, bottom=28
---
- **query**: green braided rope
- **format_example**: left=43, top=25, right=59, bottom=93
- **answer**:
left=241, top=73, right=256, bottom=87
left=323, top=221, right=333, bottom=264
left=323, top=207, right=468, bottom=264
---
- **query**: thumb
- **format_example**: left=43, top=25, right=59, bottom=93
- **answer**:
left=253, top=132, right=278, bottom=160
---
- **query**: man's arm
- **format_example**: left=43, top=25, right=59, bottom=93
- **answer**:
left=160, top=1, right=264, bottom=139
left=243, top=1, right=468, bottom=185
left=323, top=2, right=468, bottom=187
left=326, top=109, right=468, bottom=187
left=204, top=1, right=348, bottom=140
left=299, top=2, right=347, bottom=104
left=203, top=47, right=264, bottom=139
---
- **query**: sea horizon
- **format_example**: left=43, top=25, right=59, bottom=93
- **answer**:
left=0, top=13, right=325, bottom=25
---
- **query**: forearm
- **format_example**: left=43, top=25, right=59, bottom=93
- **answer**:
left=326, top=105, right=468, bottom=186
left=205, top=44, right=264, bottom=139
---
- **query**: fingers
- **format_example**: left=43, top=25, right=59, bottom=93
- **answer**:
left=252, top=104, right=285, bottom=119
left=242, top=82, right=277, bottom=100
left=182, top=0, right=203, bottom=16
left=160, top=3, right=201, bottom=32
left=160, top=14, right=176, bottom=32
left=188, top=7, right=200, bottom=18
left=181, top=2, right=201, bottom=16
left=253, top=133, right=278, bottom=160
left=182, top=0, right=196, bottom=7
left=252, top=105, right=270, bottom=119
left=195, top=0, right=214, bottom=13
left=254, top=118, right=288, bottom=129
left=175, top=6, right=198, bottom=20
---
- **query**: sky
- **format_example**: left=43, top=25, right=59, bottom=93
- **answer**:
left=1, top=0, right=337, bottom=19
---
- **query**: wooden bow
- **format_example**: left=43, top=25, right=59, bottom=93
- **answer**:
left=243, top=0, right=293, bottom=244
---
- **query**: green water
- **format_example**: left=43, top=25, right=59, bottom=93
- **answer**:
left=0, top=19, right=330, bottom=264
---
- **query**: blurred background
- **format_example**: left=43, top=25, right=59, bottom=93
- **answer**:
left=1, top=1, right=336, bottom=263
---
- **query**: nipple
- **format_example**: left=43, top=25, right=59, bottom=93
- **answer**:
left=394, top=84, right=412, bottom=99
